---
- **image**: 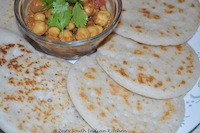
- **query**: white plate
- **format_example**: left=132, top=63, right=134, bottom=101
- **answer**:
left=0, top=0, right=199, bottom=132
left=176, top=26, right=200, bottom=133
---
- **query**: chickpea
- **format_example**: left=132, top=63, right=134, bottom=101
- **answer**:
left=32, top=21, right=48, bottom=35
left=75, top=28, right=90, bottom=40
left=84, top=3, right=94, bottom=16
left=47, top=27, right=60, bottom=37
left=66, top=22, right=75, bottom=31
left=95, top=25, right=103, bottom=33
left=30, top=0, right=44, bottom=13
left=46, top=35, right=59, bottom=41
left=87, top=26, right=99, bottom=37
left=34, top=13, right=45, bottom=21
left=59, top=30, right=73, bottom=42
left=100, top=5, right=107, bottom=11
left=94, top=10, right=110, bottom=27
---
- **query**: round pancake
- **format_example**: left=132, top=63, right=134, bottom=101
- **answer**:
left=67, top=54, right=185, bottom=133
left=0, top=54, right=92, bottom=133
left=96, top=34, right=200, bottom=99
left=114, top=0, right=200, bottom=46
left=0, top=28, right=37, bottom=66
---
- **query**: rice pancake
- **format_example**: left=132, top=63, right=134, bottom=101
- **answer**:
left=0, top=28, right=37, bottom=66
left=114, top=0, right=200, bottom=46
left=0, top=54, right=92, bottom=133
left=96, top=34, right=200, bottom=99
left=67, top=54, right=185, bottom=133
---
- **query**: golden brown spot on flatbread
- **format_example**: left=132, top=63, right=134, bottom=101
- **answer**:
left=84, top=72, right=95, bottom=79
left=138, top=66, right=145, bottom=71
left=160, top=31, right=165, bottom=36
left=167, top=4, right=175, bottom=9
left=90, top=67, right=96, bottom=73
left=153, top=14, right=160, bottom=19
left=175, top=45, right=184, bottom=53
left=25, top=78, right=37, bottom=86
left=7, top=57, right=24, bottom=72
left=123, top=60, right=128, bottom=65
left=117, top=68, right=129, bottom=78
left=0, top=58, right=6, bottom=66
left=152, top=54, right=160, bottom=58
left=28, top=96, right=34, bottom=103
left=137, top=29, right=143, bottom=33
left=191, top=3, right=195, bottom=8
left=137, top=100, right=142, bottom=111
left=80, top=91, right=89, bottom=101
left=160, top=100, right=175, bottom=121
left=178, top=0, right=185, bottom=3
left=143, top=46, right=149, bottom=49
left=171, top=57, right=175, bottom=61
left=122, top=94, right=131, bottom=106
left=153, top=68, right=160, bottom=74
left=175, top=32, right=180, bottom=37
left=137, top=73, right=155, bottom=84
left=31, top=126, right=45, bottom=133
left=176, top=66, right=184, bottom=75
left=181, top=60, right=186, bottom=64
left=4, top=95, right=17, bottom=101
left=165, top=10, right=174, bottom=14
left=100, top=111, right=106, bottom=117
left=133, top=50, right=144, bottom=55
left=87, top=104, right=95, bottom=110
left=139, top=8, right=160, bottom=20
left=154, top=81, right=163, bottom=88
left=105, top=106, right=110, bottom=111
left=108, top=44, right=114, bottom=50
left=94, top=88, right=102, bottom=95
left=4, top=107, right=9, bottom=112
left=160, top=46, right=167, bottom=51
left=34, top=63, right=49, bottom=76
left=178, top=80, right=186, bottom=87
left=172, top=26, right=177, bottom=30
left=109, top=82, right=119, bottom=95
left=166, top=77, right=171, bottom=82
left=18, top=123, right=23, bottom=130
left=152, top=6, right=156, bottom=9
left=178, top=8, right=184, bottom=13
left=26, top=87, right=41, bottom=95
left=135, top=25, right=142, bottom=29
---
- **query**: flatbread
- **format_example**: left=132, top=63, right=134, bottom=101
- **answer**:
left=67, top=54, right=185, bottom=133
left=0, top=54, right=92, bottom=133
left=114, top=0, right=200, bottom=46
left=0, top=28, right=37, bottom=66
left=96, top=34, right=200, bottom=99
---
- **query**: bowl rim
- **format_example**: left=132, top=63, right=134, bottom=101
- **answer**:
left=14, top=0, right=122, bottom=47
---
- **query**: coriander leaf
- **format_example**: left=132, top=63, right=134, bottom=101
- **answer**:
left=66, top=0, right=84, bottom=4
left=48, top=0, right=72, bottom=31
left=72, top=2, right=88, bottom=28
left=41, top=0, right=54, bottom=4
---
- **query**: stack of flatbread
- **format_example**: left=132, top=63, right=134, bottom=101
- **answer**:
left=1, top=0, right=200, bottom=132
left=67, top=0, right=200, bottom=133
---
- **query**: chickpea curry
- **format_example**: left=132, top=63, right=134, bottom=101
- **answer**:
left=26, top=0, right=111, bottom=42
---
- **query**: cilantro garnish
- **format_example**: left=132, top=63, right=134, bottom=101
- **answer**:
left=42, top=0, right=54, bottom=4
left=48, top=0, right=71, bottom=32
left=41, top=0, right=88, bottom=32
left=72, top=2, right=88, bottom=28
